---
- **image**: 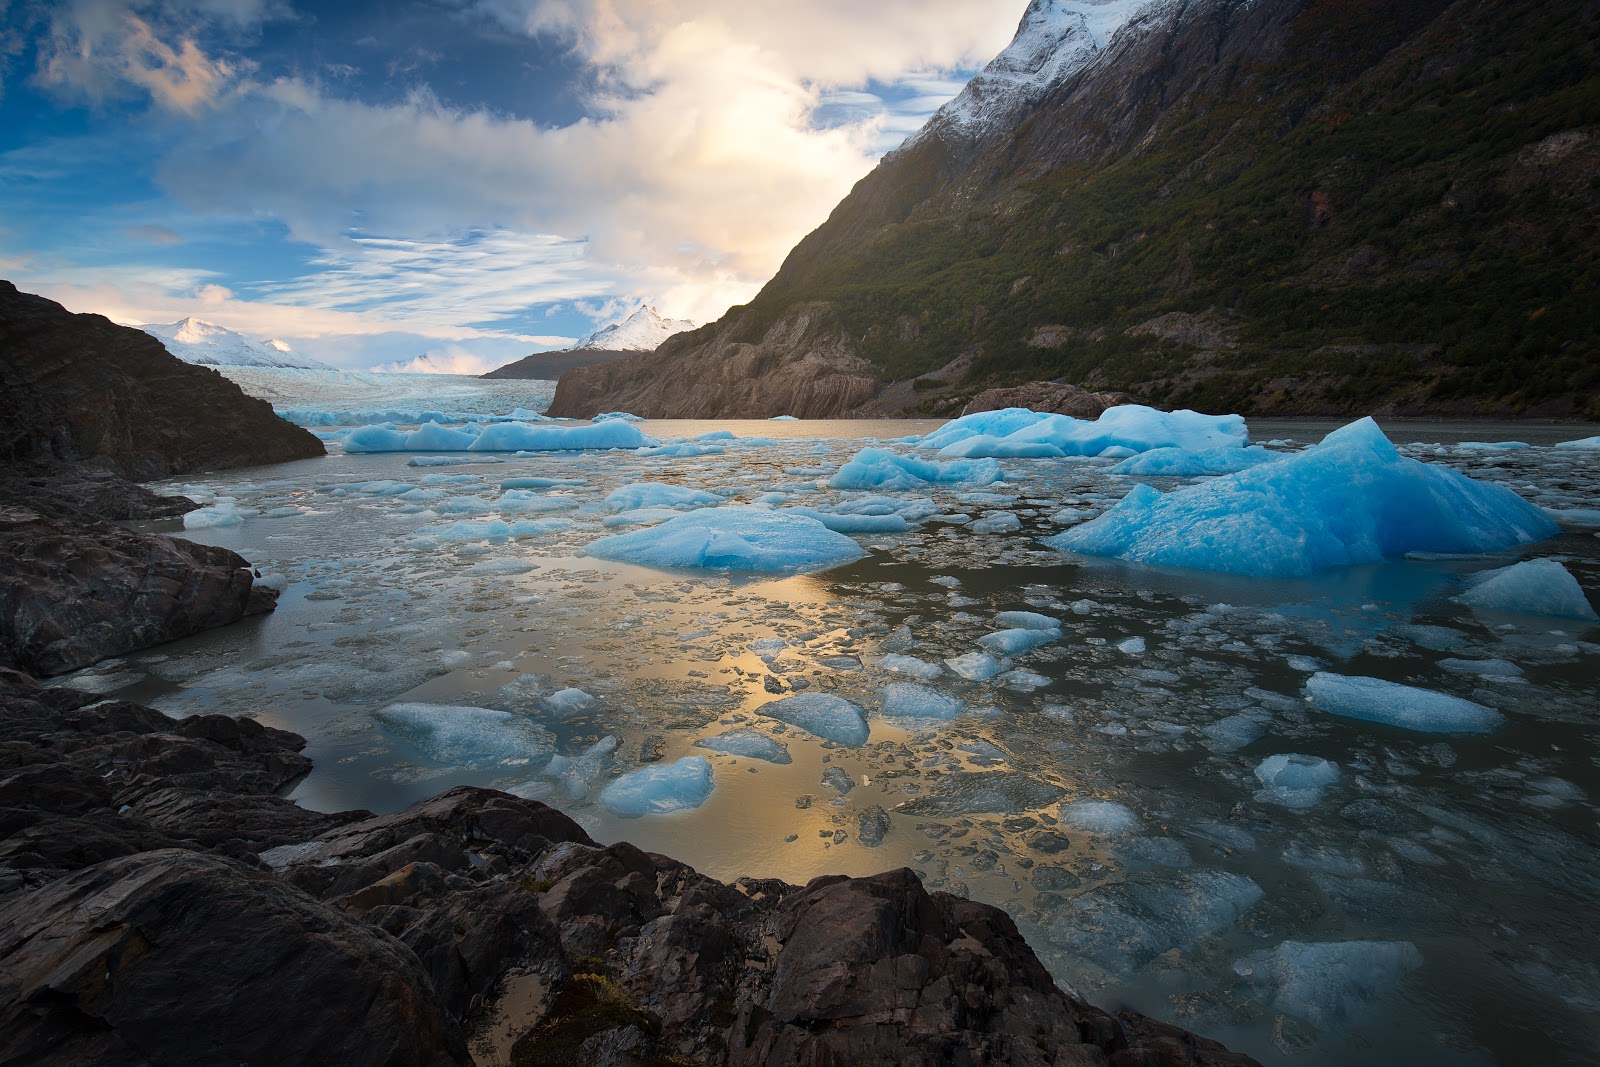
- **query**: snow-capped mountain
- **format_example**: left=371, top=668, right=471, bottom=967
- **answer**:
left=141, top=317, right=329, bottom=370
left=907, top=0, right=1152, bottom=149
left=570, top=305, right=694, bottom=352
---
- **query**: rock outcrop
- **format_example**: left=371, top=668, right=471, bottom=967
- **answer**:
left=962, top=381, right=1132, bottom=417
left=0, top=280, right=323, bottom=480
left=549, top=304, right=881, bottom=419
left=0, top=501, right=278, bottom=676
left=0, top=671, right=1261, bottom=1067
left=482, top=347, right=639, bottom=381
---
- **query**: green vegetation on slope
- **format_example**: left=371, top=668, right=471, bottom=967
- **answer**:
left=736, top=0, right=1599, bottom=417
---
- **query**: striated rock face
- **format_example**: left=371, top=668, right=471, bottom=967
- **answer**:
left=482, top=347, right=638, bottom=381
left=0, top=281, right=323, bottom=480
left=0, top=674, right=1261, bottom=1067
left=549, top=304, right=882, bottom=419
left=962, top=381, right=1132, bottom=417
left=0, top=504, right=278, bottom=676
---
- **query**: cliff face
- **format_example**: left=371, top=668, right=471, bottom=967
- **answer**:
left=483, top=347, right=636, bottom=381
left=559, top=0, right=1599, bottom=419
left=0, top=281, right=324, bottom=479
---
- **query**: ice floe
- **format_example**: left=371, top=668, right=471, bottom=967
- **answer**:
left=1305, top=672, right=1503, bottom=734
left=598, top=756, right=714, bottom=816
left=1455, top=558, right=1597, bottom=620
left=586, top=506, right=867, bottom=573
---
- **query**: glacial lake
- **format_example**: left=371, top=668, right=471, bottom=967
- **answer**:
left=74, top=410, right=1599, bottom=1067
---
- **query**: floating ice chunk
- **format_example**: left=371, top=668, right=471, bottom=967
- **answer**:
left=1115, top=636, right=1146, bottom=655
left=1455, top=559, right=1597, bottom=620
left=540, top=736, right=618, bottom=800
left=1254, top=753, right=1340, bottom=809
left=786, top=507, right=910, bottom=534
left=1236, top=940, right=1423, bottom=1031
left=971, top=511, right=1022, bottom=534
left=880, top=682, right=966, bottom=720
left=828, top=447, right=1001, bottom=491
left=1049, top=418, right=1558, bottom=578
left=936, top=435, right=1064, bottom=459
left=346, top=419, right=653, bottom=453
left=426, top=519, right=514, bottom=542
left=636, top=442, right=723, bottom=457
left=603, top=507, right=683, bottom=527
left=254, top=572, right=288, bottom=592
left=586, top=505, right=867, bottom=573
left=918, top=405, right=1249, bottom=458
left=374, top=703, right=553, bottom=765
left=770, top=414, right=798, bottom=420
left=999, top=668, right=1050, bottom=691
left=977, top=628, right=1059, bottom=655
left=465, top=558, right=536, bottom=576
left=1305, top=673, right=1503, bottom=734
left=544, top=687, right=597, bottom=717
left=756, top=692, right=870, bottom=746
left=1553, top=435, right=1600, bottom=451
left=407, top=455, right=504, bottom=467
left=1115, top=836, right=1193, bottom=870
left=880, top=654, right=943, bottom=680
left=1200, top=714, right=1265, bottom=750
left=1438, top=657, right=1523, bottom=677
left=994, top=610, right=1059, bottom=630
left=1062, top=799, right=1140, bottom=835
left=695, top=728, right=792, bottom=764
left=1056, top=870, right=1264, bottom=975
left=599, top=756, right=714, bottom=816
left=593, top=411, right=643, bottom=422
left=1111, top=445, right=1277, bottom=477
left=183, top=498, right=255, bottom=528
left=500, top=476, right=586, bottom=489
left=496, top=490, right=578, bottom=513
left=603, top=482, right=722, bottom=511
left=944, top=651, right=1011, bottom=681
left=1457, top=440, right=1529, bottom=451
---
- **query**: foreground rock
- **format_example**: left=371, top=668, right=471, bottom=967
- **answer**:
left=0, top=504, right=278, bottom=677
left=0, top=672, right=1260, bottom=1067
left=0, top=280, right=322, bottom=480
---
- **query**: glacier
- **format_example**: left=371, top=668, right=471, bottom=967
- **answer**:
left=1049, top=417, right=1559, bottom=577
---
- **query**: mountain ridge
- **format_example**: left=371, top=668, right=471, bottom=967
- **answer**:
left=141, top=316, right=330, bottom=370
left=550, top=0, right=1599, bottom=420
left=483, top=304, right=695, bottom=380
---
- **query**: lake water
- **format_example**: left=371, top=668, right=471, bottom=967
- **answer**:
left=69, top=398, right=1600, bottom=1067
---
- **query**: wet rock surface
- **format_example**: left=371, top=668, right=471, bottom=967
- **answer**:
left=961, top=381, right=1133, bottom=418
left=0, top=505, right=278, bottom=676
left=0, top=672, right=1259, bottom=1067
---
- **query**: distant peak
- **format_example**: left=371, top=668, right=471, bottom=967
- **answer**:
left=570, top=304, right=696, bottom=352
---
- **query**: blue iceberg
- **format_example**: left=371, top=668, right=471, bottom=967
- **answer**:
left=1305, top=673, right=1502, bottom=734
left=828, top=448, right=1002, bottom=490
left=585, top=505, right=866, bottom=573
left=1049, top=418, right=1558, bottom=578
left=917, top=405, right=1248, bottom=459
left=599, top=756, right=714, bottom=816
left=1455, top=559, right=1597, bottom=620
left=755, top=692, right=870, bottom=746
left=345, top=418, right=653, bottom=453
left=603, top=482, right=722, bottom=511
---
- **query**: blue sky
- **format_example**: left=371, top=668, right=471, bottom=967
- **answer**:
left=0, top=0, right=1019, bottom=371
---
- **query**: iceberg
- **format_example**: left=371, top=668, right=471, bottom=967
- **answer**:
left=977, top=627, right=1059, bottom=655
left=598, top=756, right=714, bottom=816
left=755, top=692, right=870, bottom=746
left=585, top=505, right=866, bottom=573
left=603, top=482, right=722, bottom=511
left=828, top=447, right=1002, bottom=491
left=1110, top=445, right=1277, bottom=477
left=1455, top=559, right=1597, bottom=620
left=917, top=405, right=1248, bottom=459
left=1061, top=799, right=1140, bottom=835
left=345, top=418, right=653, bottom=453
left=1049, top=418, right=1558, bottom=578
left=1305, top=673, right=1503, bottom=734
left=1553, top=435, right=1600, bottom=451
left=1237, top=940, right=1423, bottom=1031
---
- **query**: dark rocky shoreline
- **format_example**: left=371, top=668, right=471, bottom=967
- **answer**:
left=0, top=669, right=1259, bottom=1066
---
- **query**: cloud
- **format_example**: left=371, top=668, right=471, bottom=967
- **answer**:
left=144, top=0, right=1019, bottom=322
left=124, top=222, right=182, bottom=244
left=368, top=347, right=503, bottom=375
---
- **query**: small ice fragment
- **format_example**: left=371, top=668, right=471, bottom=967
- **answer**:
left=994, top=610, right=1059, bottom=630
left=1115, top=636, right=1146, bottom=654
left=1455, top=559, right=1598, bottom=620
left=695, top=729, right=791, bottom=764
left=598, top=756, right=714, bottom=816
left=1305, top=673, right=1502, bottom=734
left=1253, top=753, right=1340, bottom=809
left=756, top=693, right=870, bottom=746
left=880, top=682, right=966, bottom=721
left=1237, top=940, right=1423, bottom=1030
left=544, top=688, right=597, bottom=716
left=1200, top=714, right=1265, bottom=750
left=978, top=628, right=1059, bottom=655
left=1061, top=799, right=1140, bottom=835
left=880, top=653, right=942, bottom=680
left=944, top=652, right=1011, bottom=681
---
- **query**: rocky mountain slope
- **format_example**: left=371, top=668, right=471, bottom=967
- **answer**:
left=485, top=305, right=695, bottom=380
left=551, top=0, right=1599, bottom=419
left=140, top=316, right=330, bottom=369
left=0, top=282, right=324, bottom=480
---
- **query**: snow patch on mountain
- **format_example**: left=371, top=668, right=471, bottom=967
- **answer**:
left=571, top=305, right=694, bottom=352
left=141, top=317, right=330, bottom=369
left=907, top=0, right=1155, bottom=148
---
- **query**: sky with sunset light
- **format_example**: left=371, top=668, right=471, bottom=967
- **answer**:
left=0, top=0, right=1023, bottom=371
